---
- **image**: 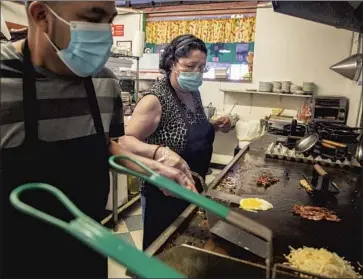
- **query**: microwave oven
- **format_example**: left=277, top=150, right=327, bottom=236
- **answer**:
left=312, top=96, right=349, bottom=124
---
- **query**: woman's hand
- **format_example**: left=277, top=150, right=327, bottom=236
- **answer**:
left=109, top=141, right=197, bottom=196
left=154, top=147, right=195, bottom=185
left=212, top=116, right=231, bottom=133
left=152, top=159, right=198, bottom=196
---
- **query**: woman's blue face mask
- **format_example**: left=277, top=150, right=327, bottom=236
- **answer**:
left=177, top=72, right=203, bottom=92
left=174, top=61, right=207, bottom=92
left=44, top=5, right=113, bottom=77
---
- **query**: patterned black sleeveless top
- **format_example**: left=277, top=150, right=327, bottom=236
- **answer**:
left=144, top=76, right=207, bottom=155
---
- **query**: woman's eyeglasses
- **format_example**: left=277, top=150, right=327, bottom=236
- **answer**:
left=177, top=62, right=210, bottom=73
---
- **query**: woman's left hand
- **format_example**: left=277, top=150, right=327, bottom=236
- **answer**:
left=212, top=116, right=231, bottom=133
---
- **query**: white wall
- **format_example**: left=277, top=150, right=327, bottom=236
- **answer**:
left=1, top=2, right=28, bottom=27
left=200, top=7, right=362, bottom=126
left=112, top=13, right=143, bottom=48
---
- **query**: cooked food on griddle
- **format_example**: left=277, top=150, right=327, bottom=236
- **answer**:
left=239, top=198, right=273, bottom=212
left=285, top=246, right=362, bottom=278
left=256, top=172, right=279, bottom=187
left=292, top=205, right=341, bottom=222
left=299, top=179, right=313, bottom=193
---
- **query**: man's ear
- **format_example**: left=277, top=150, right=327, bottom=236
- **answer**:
left=27, top=1, right=49, bottom=32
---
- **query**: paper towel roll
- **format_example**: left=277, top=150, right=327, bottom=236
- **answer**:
left=132, top=31, right=145, bottom=57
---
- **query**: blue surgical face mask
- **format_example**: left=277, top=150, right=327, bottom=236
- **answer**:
left=44, top=5, right=113, bottom=77
left=177, top=72, right=203, bottom=92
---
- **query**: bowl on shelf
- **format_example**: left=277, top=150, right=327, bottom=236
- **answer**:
left=281, top=81, right=291, bottom=93
left=259, top=81, right=273, bottom=92
left=302, top=82, right=315, bottom=94
left=272, top=81, right=282, bottom=91
left=290, top=85, right=302, bottom=94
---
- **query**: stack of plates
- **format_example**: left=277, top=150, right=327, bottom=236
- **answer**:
left=273, top=81, right=282, bottom=93
left=303, top=82, right=315, bottom=94
left=281, top=81, right=291, bottom=93
left=290, top=84, right=302, bottom=94
left=215, top=67, right=228, bottom=79
left=259, top=82, right=273, bottom=92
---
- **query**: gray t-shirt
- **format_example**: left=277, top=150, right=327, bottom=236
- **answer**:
left=1, top=42, right=124, bottom=149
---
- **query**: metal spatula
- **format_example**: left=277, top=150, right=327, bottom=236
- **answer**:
left=206, top=189, right=245, bottom=205
left=109, top=155, right=274, bottom=278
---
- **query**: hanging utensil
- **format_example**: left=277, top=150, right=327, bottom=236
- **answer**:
left=10, top=183, right=184, bottom=279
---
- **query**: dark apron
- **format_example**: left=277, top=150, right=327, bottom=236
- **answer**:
left=0, top=40, right=110, bottom=278
left=143, top=88, right=215, bottom=250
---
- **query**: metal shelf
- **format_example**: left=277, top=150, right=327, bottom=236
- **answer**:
left=221, top=90, right=313, bottom=98
left=116, top=76, right=139, bottom=80
left=109, top=53, right=140, bottom=103
left=110, top=53, right=140, bottom=60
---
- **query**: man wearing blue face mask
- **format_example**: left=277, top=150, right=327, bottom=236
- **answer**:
left=0, top=2, right=195, bottom=278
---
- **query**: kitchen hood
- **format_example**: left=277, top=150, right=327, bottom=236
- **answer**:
left=272, top=1, right=363, bottom=33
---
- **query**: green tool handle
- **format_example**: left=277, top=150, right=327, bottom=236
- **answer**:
left=10, top=183, right=86, bottom=229
left=10, top=183, right=185, bottom=279
left=109, top=155, right=272, bottom=242
left=109, top=155, right=229, bottom=219
left=110, top=155, right=274, bottom=279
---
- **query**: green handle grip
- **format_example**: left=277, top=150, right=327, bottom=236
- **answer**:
left=109, top=155, right=229, bottom=219
left=10, top=183, right=185, bottom=279
left=10, top=183, right=86, bottom=229
left=109, top=156, right=274, bottom=278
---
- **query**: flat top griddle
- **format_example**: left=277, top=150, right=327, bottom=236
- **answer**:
left=210, top=135, right=362, bottom=264
left=153, top=134, right=362, bottom=272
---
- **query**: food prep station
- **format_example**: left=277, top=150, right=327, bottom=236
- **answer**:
left=140, top=134, right=362, bottom=278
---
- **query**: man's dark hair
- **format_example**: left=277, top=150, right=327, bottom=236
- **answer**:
left=159, top=34, right=207, bottom=74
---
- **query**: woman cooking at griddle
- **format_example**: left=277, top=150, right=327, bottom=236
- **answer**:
left=119, top=34, right=232, bottom=250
